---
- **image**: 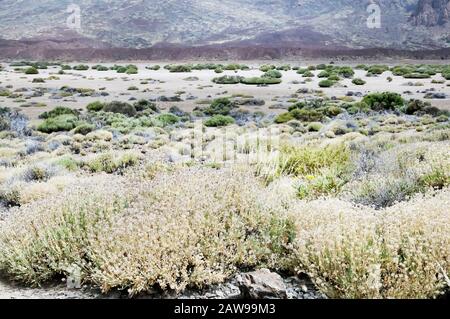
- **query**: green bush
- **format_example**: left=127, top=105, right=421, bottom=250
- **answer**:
left=24, top=67, right=39, bottom=75
left=156, top=114, right=180, bottom=126
left=290, top=109, right=324, bottom=122
left=204, top=115, right=235, bottom=127
left=362, top=92, right=404, bottom=111
left=241, top=77, right=282, bottom=85
left=263, top=70, right=282, bottom=79
left=302, top=71, right=314, bottom=78
left=116, top=66, right=127, bottom=73
left=260, top=65, right=275, bottom=72
left=404, top=99, right=431, bottom=115
left=74, top=123, right=96, bottom=135
left=352, top=78, right=366, bottom=85
left=87, top=101, right=105, bottom=112
left=275, top=112, right=294, bottom=124
left=317, top=71, right=330, bottom=78
left=367, top=65, right=388, bottom=75
left=337, top=67, right=354, bottom=78
left=307, top=122, right=323, bottom=132
left=205, top=98, right=236, bottom=116
left=39, top=107, right=79, bottom=119
left=87, top=152, right=139, bottom=174
left=126, top=67, right=138, bottom=74
left=146, top=65, right=161, bottom=71
left=37, top=115, right=78, bottom=133
left=169, top=65, right=192, bottom=73
left=73, top=64, right=89, bottom=71
left=403, top=73, right=430, bottom=79
left=133, top=99, right=159, bottom=113
left=328, top=74, right=340, bottom=81
left=319, top=80, right=334, bottom=88
left=96, top=65, right=109, bottom=71
left=103, top=101, right=137, bottom=117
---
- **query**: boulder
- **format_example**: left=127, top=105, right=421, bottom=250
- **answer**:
left=236, top=269, right=287, bottom=299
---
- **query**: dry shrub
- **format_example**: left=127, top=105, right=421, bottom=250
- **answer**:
left=287, top=189, right=450, bottom=298
left=0, top=167, right=294, bottom=295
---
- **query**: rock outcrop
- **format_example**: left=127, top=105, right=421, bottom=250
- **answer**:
left=411, top=0, right=450, bottom=26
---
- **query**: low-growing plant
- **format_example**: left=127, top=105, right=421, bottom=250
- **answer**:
left=362, top=92, right=405, bottom=111
left=352, top=78, right=366, bottom=85
left=204, top=115, right=235, bottom=127
left=37, top=115, right=79, bottom=133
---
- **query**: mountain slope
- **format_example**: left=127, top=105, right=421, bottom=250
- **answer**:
left=0, top=0, right=449, bottom=56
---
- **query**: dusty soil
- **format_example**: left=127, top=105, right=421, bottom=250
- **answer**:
left=1, top=62, right=449, bottom=124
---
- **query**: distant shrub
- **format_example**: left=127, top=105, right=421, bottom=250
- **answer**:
left=260, top=64, right=275, bottom=72
left=302, top=71, right=314, bottom=78
left=74, top=123, right=95, bottom=135
left=362, top=92, right=404, bottom=111
left=39, top=107, right=79, bottom=120
left=241, top=77, right=282, bottom=85
left=327, top=74, right=340, bottom=81
left=367, top=65, right=388, bottom=75
left=24, top=67, right=39, bottom=75
left=73, top=64, right=89, bottom=71
left=22, top=164, right=57, bottom=182
left=169, top=65, right=192, bottom=73
left=95, top=65, right=109, bottom=71
left=205, top=98, right=236, bottom=116
left=156, top=113, right=180, bottom=126
left=103, top=101, right=137, bottom=117
left=276, top=65, right=291, bottom=71
left=212, top=75, right=243, bottom=84
left=146, top=65, right=161, bottom=71
left=133, top=99, right=159, bottom=113
left=37, top=115, right=78, bottom=133
left=263, top=70, right=282, bottom=79
left=87, top=152, right=139, bottom=174
left=275, top=112, right=294, bottom=124
left=317, top=71, right=330, bottom=78
left=352, top=78, right=366, bottom=85
left=307, top=122, right=323, bottom=132
left=337, top=67, right=354, bottom=78
left=126, top=66, right=138, bottom=74
left=403, top=73, right=430, bottom=79
left=290, top=109, right=324, bottom=122
left=404, top=99, right=431, bottom=115
left=204, top=115, right=235, bottom=127
left=319, top=80, right=334, bottom=88
left=87, top=101, right=105, bottom=112
left=116, top=66, right=127, bottom=73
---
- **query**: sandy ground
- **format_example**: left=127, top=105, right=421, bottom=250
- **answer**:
left=0, top=277, right=100, bottom=299
left=0, top=62, right=449, bottom=122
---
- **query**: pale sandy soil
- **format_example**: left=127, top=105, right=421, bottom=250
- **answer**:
left=1, top=62, right=449, bottom=122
